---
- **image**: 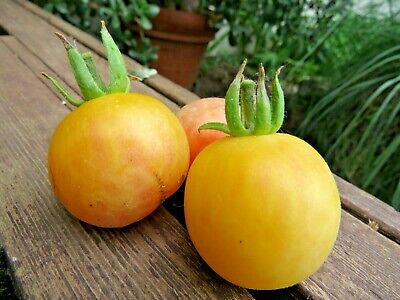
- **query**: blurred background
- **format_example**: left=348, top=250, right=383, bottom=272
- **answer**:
left=31, top=0, right=400, bottom=211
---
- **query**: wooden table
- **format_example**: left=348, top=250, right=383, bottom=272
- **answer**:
left=0, top=1, right=399, bottom=299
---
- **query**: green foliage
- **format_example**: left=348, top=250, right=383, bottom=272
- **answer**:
left=148, top=0, right=210, bottom=12
left=31, top=0, right=159, bottom=65
left=297, top=10, right=400, bottom=209
left=204, top=0, right=351, bottom=78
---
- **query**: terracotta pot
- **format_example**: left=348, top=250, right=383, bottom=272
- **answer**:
left=129, top=8, right=215, bottom=89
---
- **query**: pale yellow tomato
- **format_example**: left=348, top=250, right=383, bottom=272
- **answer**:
left=49, top=93, right=189, bottom=228
left=184, top=133, right=341, bottom=290
left=177, top=98, right=227, bottom=165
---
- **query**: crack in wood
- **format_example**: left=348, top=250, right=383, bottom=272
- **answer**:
left=0, top=25, right=8, bottom=35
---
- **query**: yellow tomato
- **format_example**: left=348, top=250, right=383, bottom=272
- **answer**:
left=184, top=133, right=341, bottom=290
left=49, top=93, right=189, bottom=228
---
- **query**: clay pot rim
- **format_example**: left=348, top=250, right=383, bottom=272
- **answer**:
left=154, top=8, right=214, bottom=32
left=127, top=7, right=216, bottom=44
left=132, top=26, right=215, bottom=44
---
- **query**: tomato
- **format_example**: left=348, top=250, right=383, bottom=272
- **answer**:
left=177, top=98, right=227, bottom=165
left=185, top=134, right=340, bottom=289
left=45, top=23, right=189, bottom=228
left=49, top=93, right=189, bottom=228
left=184, top=61, right=341, bottom=289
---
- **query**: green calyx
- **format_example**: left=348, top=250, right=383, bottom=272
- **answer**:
left=199, top=60, right=285, bottom=136
left=42, top=21, right=130, bottom=107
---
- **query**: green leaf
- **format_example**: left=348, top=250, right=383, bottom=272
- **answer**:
left=391, top=180, right=400, bottom=211
left=147, top=5, right=160, bottom=18
left=55, top=2, right=68, bottom=14
left=111, top=15, right=120, bottom=29
left=138, top=16, right=152, bottom=30
left=43, top=3, right=55, bottom=12
left=130, top=67, right=158, bottom=80
left=99, top=7, right=113, bottom=18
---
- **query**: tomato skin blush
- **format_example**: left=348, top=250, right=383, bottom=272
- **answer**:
left=177, top=97, right=227, bottom=165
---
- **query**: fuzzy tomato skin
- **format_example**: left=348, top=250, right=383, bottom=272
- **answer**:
left=48, top=93, right=189, bottom=228
left=177, top=98, right=227, bottom=165
left=184, top=133, right=341, bottom=289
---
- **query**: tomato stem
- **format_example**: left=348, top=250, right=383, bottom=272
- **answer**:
left=253, top=64, right=272, bottom=135
left=240, top=79, right=256, bottom=131
left=200, top=61, right=285, bottom=136
left=44, top=22, right=130, bottom=106
left=269, top=66, right=285, bottom=134
left=82, top=52, right=107, bottom=92
left=55, top=32, right=106, bottom=101
left=198, top=122, right=231, bottom=134
left=41, top=72, right=84, bottom=107
left=100, top=20, right=130, bottom=93
left=224, top=59, right=249, bottom=136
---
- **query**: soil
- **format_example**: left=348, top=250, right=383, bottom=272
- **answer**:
left=193, top=64, right=238, bottom=98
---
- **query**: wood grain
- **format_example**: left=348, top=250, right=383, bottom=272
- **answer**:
left=14, top=0, right=199, bottom=107
left=1, top=36, right=81, bottom=106
left=301, top=210, right=400, bottom=299
left=0, top=0, right=180, bottom=113
left=0, top=36, right=251, bottom=299
left=336, top=175, right=400, bottom=244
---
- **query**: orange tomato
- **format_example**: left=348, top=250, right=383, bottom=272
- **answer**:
left=177, top=98, right=227, bottom=165
left=49, top=93, right=189, bottom=228
left=184, top=133, right=341, bottom=289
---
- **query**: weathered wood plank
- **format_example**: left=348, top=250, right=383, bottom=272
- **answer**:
left=0, top=37, right=252, bottom=299
left=336, top=175, right=400, bottom=244
left=14, top=0, right=199, bottom=107
left=302, top=210, right=400, bottom=299
left=0, top=0, right=180, bottom=112
left=1, top=36, right=81, bottom=106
